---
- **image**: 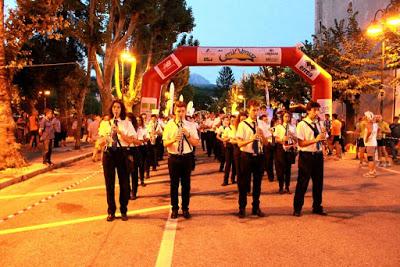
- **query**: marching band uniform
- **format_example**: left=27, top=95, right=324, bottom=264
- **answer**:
left=223, top=121, right=236, bottom=185
left=99, top=116, right=137, bottom=221
left=274, top=122, right=297, bottom=194
left=236, top=116, right=265, bottom=217
left=163, top=115, right=199, bottom=219
left=293, top=115, right=326, bottom=217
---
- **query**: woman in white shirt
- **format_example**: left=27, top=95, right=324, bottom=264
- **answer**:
left=273, top=111, right=297, bottom=194
left=216, top=116, right=231, bottom=174
left=98, top=100, right=139, bottom=222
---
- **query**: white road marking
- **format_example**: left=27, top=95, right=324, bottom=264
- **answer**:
left=155, top=211, right=178, bottom=267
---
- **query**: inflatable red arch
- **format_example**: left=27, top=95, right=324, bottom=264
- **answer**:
left=140, top=46, right=332, bottom=114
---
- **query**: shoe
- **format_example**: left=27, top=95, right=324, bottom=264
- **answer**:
left=106, top=214, right=115, bottom=222
left=219, top=169, right=224, bottom=172
left=152, top=167, right=157, bottom=171
left=238, top=209, right=246, bottom=218
left=293, top=211, right=302, bottom=217
left=171, top=210, right=178, bottom=219
left=182, top=210, right=191, bottom=219
left=247, top=192, right=252, bottom=196
left=231, top=180, right=237, bottom=184
left=252, top=209, right=265, bottom=217
left=121, top=213, right=128, bottom=221
left=130, top=193, right=137, bottom=200
left=221, top=182, right=228, bottom=186
left=312, top=209, right=328, bottom=216
left=141, top=181, right=146, bottom=187
left=285, top=188, right=292, bottom=194
left=363, top=171, right=376, bottom=178
left=279, top=189, right=284, bottom=194
left=146, top=173, right=150, bottom=179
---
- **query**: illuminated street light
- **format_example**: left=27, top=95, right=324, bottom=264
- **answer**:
left=386, top=15, right=400, bottom=26
left=366, top=23, right=384, bottom=37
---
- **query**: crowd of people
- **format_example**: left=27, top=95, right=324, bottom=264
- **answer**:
left=13, top=100, right=400, bottom=221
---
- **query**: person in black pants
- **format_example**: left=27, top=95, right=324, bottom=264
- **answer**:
left=293, top=101, right=327, bottom=217
left=236, top=100, right=266, bottom=218
left=273, top=111, right=297, bottom=194
left=99, top=100, right=139, bottom=222
left=163, top=101, right=200, bottom=219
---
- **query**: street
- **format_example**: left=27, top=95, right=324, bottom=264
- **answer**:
left=0, top=151, right=399, bottom=266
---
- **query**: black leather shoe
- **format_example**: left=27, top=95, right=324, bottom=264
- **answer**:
left=285, top=188, right=292, bottom=194
left=238, top=209, right=246, bottom=218
left=141, top=181, right=146, bottom=187
left=106, top=214, right=115, bottom=222
left=231, top=180, right=237, bottom=184
left=252, top=209, right=265, bottom=217
left=182, top=210, right=191, bottom=219
left=221, top=182, right=228, bottom=186
left=121, top=213, right=128, bottom=221
left=171, top=210, right=178, bottom=219
left=293, top=211, right=302, bottom=217
left=312, top=209, right=328, bottom=216
left=279, top=189, right=284, bottom=194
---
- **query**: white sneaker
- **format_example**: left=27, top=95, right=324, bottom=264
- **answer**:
left=363, top=172, right=376, bottom=178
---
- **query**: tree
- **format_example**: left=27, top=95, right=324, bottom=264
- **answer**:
left=216, top=66, right=235, bottom=97
left=0, top=0, right=66, bottom=169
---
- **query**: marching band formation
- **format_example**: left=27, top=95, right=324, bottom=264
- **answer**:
left=93, top=98, right=400, bottom=221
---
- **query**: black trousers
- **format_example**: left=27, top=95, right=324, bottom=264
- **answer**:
left=129, top=147, right=143, bottom=197
left=156, top=135, right=164, bottom=160
left=293, top=151, right=324, bottom=213
left=275, top=144, right=292, bottom=190
left=138, top=145, right=146, bottom=180
left=54, top=132, right=61, bottom=147
left=206, top=131, right=215, bottom=157
left=42, top=139, right=53, bottom=163
left=263, top=143, right=275, bottom=181
left=218, top=140, right=225, bottom=171
left=168, top=153, right=193, bottom=211
left=102, top=148, right=130, bottom=215
left=238, top=152, right=264, bottom=210
left=224, top=143, right=236, bottom=183
left=201, top=132, right=207, bottom=151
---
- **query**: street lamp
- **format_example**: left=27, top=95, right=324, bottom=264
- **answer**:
left=120, top=51, right=136, bottom=95
left=38, top=90, right=51, bottom=112
left=366, top=3, right=400, bottom=116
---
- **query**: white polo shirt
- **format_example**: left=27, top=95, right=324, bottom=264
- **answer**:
left=163, top=119, right=199, bottom=154
left=98, top=118, right=137, bottom=147
left=236, top=117, right=261, bottom=154
left=296, top=117, right=322, bottom=152
left=274, top=123, right=296, bottom=141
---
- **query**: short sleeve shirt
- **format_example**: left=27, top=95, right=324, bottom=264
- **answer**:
left=162, top=119, right=199, bottom=154
left=296, top=117, right=322, bottom=152
left=98, top=118, right=137, bottom=147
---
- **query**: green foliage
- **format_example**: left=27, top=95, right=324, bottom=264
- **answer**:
left=216, top=66, right=235, bottom=97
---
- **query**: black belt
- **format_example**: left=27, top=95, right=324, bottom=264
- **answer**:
left=299, top=151, right=322, bottom=155
left=169, top=152, right=193, bottom=158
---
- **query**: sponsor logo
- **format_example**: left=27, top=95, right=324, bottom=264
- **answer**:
left=299, top=60, right=316, bottom=79
left=219, top=48, right=256, bottom=62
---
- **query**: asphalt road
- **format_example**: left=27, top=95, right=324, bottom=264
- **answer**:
left=0, top=151, right=399, bottom=266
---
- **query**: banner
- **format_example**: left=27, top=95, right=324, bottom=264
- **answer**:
left=197, top=47, right=282, bottom=65
left=154, top=54, right=182, bottom=80
left=294, top=54, right=321, bottom=81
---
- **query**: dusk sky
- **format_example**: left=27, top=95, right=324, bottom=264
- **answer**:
left=185, top=0, right=315, bottom=83
left=4, top=0, right=315, bottom=83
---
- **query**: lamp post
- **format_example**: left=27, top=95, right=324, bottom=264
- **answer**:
left=366, top=1, right=400, bottom=116
left=38, top=90, right=51, bottom=112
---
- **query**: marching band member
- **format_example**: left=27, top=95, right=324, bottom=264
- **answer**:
left=236, top=100, right=267, bottom=218
left=163, top=101, right=200, bottom=219
left=273, top=111, right=297, bottom=194
left=216, top=116, right=230, bottom=173
left=99, top=100, right=139, bottom=222
left=293, top=101, right=327, bottom=217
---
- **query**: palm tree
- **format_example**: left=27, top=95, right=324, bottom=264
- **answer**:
left=0, top=0, right=26, bottom=170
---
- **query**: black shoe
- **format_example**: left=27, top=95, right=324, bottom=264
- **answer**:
left=312, top=209, right=328, bottom=216
left=171, top=210, right=178, bottom=219
left=285, top=188, right=292, bottom=194
left=219, top=169, right=224, bottom=172
left=252, top=209, right=265, bottom=217
left=221, top=182, right=228, bottom=186
left=130, top=193, right=137, bottom=200
left=146, top=173, right=150, bottom=179
left=279, top=189, right=284, bottom=194
left=121, top=213, right=128, bottom=221
left=231, top=180, right=237, bottom=184
left=238, top=209, right=246, bottom=218
left=141, top=181, right=146, bottom=187
left=293, top=211, right=302, bottom=217
left=182, top=210, right=191, bottom=219
left=152, top=167, right=157, bottom=171
left=106, top=214, right=115, bottom=222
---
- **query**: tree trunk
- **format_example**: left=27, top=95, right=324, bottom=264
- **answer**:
left=0, top=0, right=26, bottom=170
left=344, top=100, right=356, bottom=131
left=74, top=88, right=86, bottom=150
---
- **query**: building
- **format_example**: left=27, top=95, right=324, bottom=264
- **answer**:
left=315, top=0, right=400, bottom=123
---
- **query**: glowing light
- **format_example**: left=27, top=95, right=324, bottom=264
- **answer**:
left=366, top=23, right=384, bottom=37
left=120, top=51, right=136, bottom=63
left=386, top=16, right=400, bottom=26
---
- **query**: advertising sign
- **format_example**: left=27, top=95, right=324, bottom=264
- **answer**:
left=294, top=54, right=321, bottom=81
left=197, top=47, right=282, bottom=65
left=154, top=54, right=182, bottom=80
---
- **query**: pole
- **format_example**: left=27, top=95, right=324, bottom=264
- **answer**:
left=244, top=98, right=246, bottom=110
left=380, top=40, right=385, bottom=115
left=121, top=59, right=125, bottom=99
left=44, top=96, right=46, bottom=111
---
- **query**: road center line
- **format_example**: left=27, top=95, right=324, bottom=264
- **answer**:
left=155, top=211, right=178, bottom=267
left=0, top=205, right=170, bottom=236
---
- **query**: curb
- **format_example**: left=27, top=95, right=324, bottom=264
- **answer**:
left=0, top=152, right=93, bottom=190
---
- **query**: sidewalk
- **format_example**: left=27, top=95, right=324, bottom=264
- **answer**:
left=0, top=140, right=94, bottom=190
